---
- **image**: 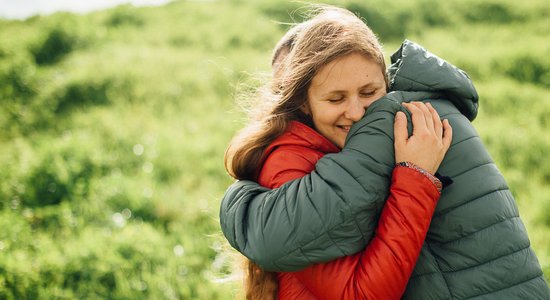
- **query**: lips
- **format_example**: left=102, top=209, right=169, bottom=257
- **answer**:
left=337, top=125, right=352, bottom=132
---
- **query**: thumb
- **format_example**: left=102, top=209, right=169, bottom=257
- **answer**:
left=394, top=111, right=408, bottom=145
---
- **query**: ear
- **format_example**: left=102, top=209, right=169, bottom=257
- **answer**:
left=300, top=102, right=311, bottom=115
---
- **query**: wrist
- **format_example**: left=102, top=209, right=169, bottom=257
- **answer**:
left=395, top=161, right=442, bottom=192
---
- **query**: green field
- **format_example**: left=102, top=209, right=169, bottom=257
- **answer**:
left=0, top=0, right=548, bottom=298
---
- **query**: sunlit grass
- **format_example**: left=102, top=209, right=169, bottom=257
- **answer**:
left=0, top=0, right=548, bottom=298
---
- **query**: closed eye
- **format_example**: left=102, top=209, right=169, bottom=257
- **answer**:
left=327, top=96, right=344, bottom=103
left=360, top=90, right=376, bottom=97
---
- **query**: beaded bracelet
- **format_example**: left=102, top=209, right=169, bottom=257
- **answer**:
left=395, top=161, right=443, bottom=192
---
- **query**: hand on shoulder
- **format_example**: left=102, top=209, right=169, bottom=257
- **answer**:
left=393, top=102, right=452, bottom=174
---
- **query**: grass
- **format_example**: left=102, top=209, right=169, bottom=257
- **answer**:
left=0, top=0, right=548, bottom=298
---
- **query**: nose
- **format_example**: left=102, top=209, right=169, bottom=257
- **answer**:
left=344, top=97, right=366, bottom=122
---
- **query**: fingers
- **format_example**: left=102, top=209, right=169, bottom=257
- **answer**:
left=404, top=102, right=443, bottom=136
left=426, top=102, right=443, bottom=138
left=413, top=102, right=435, bottom=133
left=394, top=111, right=408, bottom=146
left=402, top=102, right=427, bottom=136
left=396, top=101, right=453, bottom=174
left=442, top=119, right=453, bottom=150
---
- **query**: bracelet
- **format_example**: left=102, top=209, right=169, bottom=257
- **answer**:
left=395, top=161, right=443, bottom=192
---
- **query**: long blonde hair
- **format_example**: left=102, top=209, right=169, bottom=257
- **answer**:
left=224, top=5, right=387, bottom=299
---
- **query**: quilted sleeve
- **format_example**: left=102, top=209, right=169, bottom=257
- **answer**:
left=220, top=98, right=409, bottom=271
left=292, top=166, right=440, bottom=300
left=257, top=145, right=318, bottom=189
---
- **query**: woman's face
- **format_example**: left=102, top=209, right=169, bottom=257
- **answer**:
left=304, top=52, right=387, bottom=148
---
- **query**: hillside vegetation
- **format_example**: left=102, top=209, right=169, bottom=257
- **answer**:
left=0, top=0, right=548, bottom=298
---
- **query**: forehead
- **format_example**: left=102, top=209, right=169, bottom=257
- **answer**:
left=310, top=52, right=383, bottom=90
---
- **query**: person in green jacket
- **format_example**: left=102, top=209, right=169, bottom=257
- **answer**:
left=220, top=5, right=550, bottom=300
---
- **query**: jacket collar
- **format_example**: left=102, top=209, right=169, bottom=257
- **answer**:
left=264, top=121, right=340, bottom=156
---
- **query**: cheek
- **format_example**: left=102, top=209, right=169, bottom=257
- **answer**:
left=311, top=108, right=338, bottom=128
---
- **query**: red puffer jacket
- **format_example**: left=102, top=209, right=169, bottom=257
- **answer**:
left=257, top=121, right=441, bottom=300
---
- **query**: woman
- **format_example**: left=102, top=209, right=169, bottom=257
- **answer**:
left=222, top=6, right=550, bottom=300
left=224, top=6, right=451, bottom=299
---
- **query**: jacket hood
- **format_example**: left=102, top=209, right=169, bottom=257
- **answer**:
left=388, top=40, right=479, bottom=120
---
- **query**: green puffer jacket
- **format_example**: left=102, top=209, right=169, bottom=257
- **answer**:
left=220, top=40, right=550, bottom=299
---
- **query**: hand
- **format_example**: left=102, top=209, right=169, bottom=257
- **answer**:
left=394, top=102, right=452, bottom=174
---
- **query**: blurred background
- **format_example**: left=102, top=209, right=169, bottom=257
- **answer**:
left=0, top=0, right=548, bottom=298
